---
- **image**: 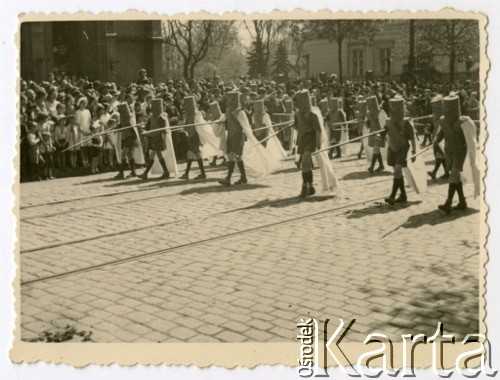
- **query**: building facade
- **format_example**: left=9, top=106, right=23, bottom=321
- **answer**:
left=299, top=21, right=475, bottom=81
left=21, top=21, right=164, bottom=85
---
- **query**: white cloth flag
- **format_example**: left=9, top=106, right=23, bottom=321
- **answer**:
left=461, top=117, right=481, bottom=198
left=236, top=110, right=281, bottom=179
left=262, top=113, right=287, bottom=161
left=402, top=120, right=427, bottom=194
left=110, top=128, right=145, bottom=165
left=361, top=124, right=373, bottom=163
left=194, top=111, right=223, bottom=159
left=150, top=132, right=179, bottom=178
left=340, top=124, right=349, bottom=156
left=312, top=107, right=339, bottom=192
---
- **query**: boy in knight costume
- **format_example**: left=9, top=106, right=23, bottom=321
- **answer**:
left=380, top=97, right=417, bottom=205
left=434, top=95, right=469, bottom=213
left=252, top=99, right=269, bottom=147
left=114, top=103, right=140, bottom=179
left=366, top=96, right=386, bottom=173
left=218, top=91, right=247, bottom=186
left=208, top=101, right=226, bottom=167
left=355, top=98, right=367, bottom=159
left=139, top=98, right=171, bottom=180
left=293, top=90, right=322, bottom=198
left=327, top=98, right=346, bottom=159
left=180, top=96, right=206, bottom=180
left=427, top=96, right=450, bottom=180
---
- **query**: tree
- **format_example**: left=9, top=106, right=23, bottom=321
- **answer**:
left=247, top=38, right=267, bottom=78
left=243, top=20, right=287, bottom=78
left=408, top=19, right=415, bottom=73
left=164, top=20, right=235, bottom=80
left=196, top=22, right=247, bottom=80
left=309, top=20, right=385, bottom=82
left=288, top=21, right=313, bottom=77
left=272, top=41, right=291, bottom=77
left=418, top=20, right=479, bottom=82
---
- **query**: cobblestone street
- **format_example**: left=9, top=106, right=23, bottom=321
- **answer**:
left=19, top=146, right=481, bottom=343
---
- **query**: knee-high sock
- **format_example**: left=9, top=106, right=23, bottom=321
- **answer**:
left=197, top=159, right=205, bottom=176
left=389, top=178, right=399, bottom=198
left=399, top=177, right=406, bottom=197
left=236, top=161, right=246, bottom=178
left=158, top=157, right=169, bottom=174
left=456, top=181, right=466, bottom=203
left=307, top=170, right=313, bottom=184
left=185, top=159, right=192, bottom=174
left=301, top=171, right=307, bottom=185
left=432, top=158, right=442, bottom=174
left=447, top=183, right=457, bottom=203
left=369, top=154, right=377, bottom=169
left=377, top=153, right=384, bottom=167
left=129, top=159, right=136, bottom=174
left=227, top=161, right=235, bottom=180
left=144, top=158, right=154, bottom=175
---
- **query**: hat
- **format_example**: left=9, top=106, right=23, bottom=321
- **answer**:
left=226, top=91, right=241, bottom=111
left=443, top=95, right=461, bottom=118
left=35, top=112, right=49, bottom=122
left=209, top=102, right=222, bottom=120
left=253, top=100, right=265, bottom=119
left=296, top=90, right=312, bottom=113
left=389, top=97, right=405, bottom=121
left=183, top=96, right=197, bottom=118
left=55, top=114, right=67, bottom=122
left=77, top=97, right=88, bottom=107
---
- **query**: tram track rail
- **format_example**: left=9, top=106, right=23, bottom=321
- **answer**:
left=20, top=175, right=393, bottom=254
left=20, top=191, right=395, bottom=287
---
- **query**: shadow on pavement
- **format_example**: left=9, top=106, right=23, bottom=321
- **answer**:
left=245, top=195, right=336, bottom=209
left=141, top=178, right=220, bottom=189
left=273, top=167, right=300, bottom=175
left=179, top=183, right=270, bottom=195
left=104, top=178, right=151, bottom=187
left=342, top=170, right=392, bottom=180
left=400, top=208, right=479, bottom=229
left=76, top=176, right=122, bottom=185
left=345, top=200, right=422, bottom=219
left=340, top=156, right=365, bottom=163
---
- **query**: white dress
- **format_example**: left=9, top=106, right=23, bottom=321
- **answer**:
left=75, top=109, right=92, bottom=147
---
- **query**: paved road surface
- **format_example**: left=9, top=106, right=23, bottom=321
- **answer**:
left=19, top=146, right=481, bottom=343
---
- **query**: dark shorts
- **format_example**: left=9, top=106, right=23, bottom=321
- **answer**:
left=368, top=135, right=385, bottom=148
left=297, top=132, right=316, bottom=155
left=433, top=143, right=445, bottom=159
left=148, top=135, right=166, bottom=152
left=187, top=133, right=201, bottom=154
left=332, top=129, right=342, bottom=142
left=121, top=135, right=135, bottom=150
left=89, top=147, right=100, bottom=158
left=227, top=131, right=244, bottom=156
left=387, top=146, right=409, bottom=167
left=445, top=149, right=467, bottom=171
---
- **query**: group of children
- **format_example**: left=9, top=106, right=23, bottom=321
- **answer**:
left=25, top=97, right=106, bottom=181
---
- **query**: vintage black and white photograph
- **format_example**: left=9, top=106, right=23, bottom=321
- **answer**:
left=14, top=11, right=486, bottom=368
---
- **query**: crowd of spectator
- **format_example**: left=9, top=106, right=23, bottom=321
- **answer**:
left=20, top=69, right=481, bottom=182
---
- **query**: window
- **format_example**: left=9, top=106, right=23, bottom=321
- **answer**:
left=352, top=50, right=364, bottom=77
left=379, top=48, right=391, bottom=76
